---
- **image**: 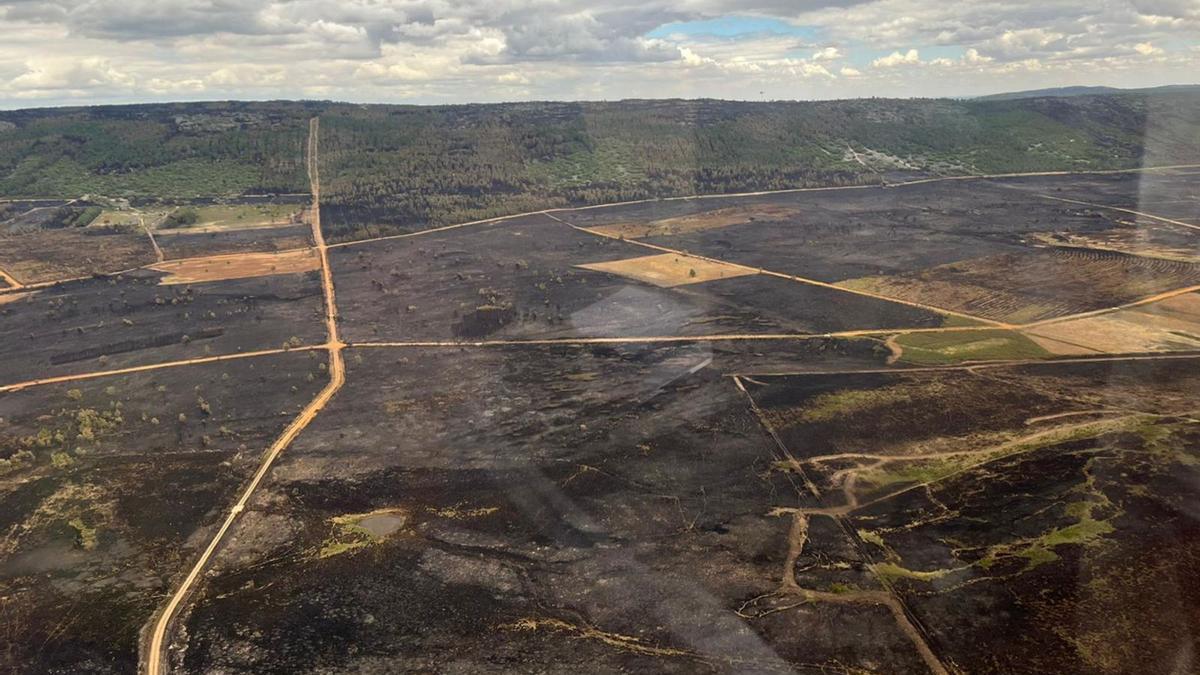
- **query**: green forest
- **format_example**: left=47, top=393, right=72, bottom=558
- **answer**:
left=3, top=92, right=1198, bottom=242
left=0, top=101, right=318, bottom=198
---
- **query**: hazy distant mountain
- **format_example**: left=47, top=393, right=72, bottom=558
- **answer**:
left=978, top=84, right=1200, bottom=101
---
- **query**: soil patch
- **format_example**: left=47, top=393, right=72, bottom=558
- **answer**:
left=149, top=249, right=320, bottom=285
left=577, top=253, right=757, bottom=288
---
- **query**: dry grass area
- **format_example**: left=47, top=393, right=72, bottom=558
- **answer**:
left=839, top=249, right=1200, bottom=324
left=0, top=229, right=158, bottom=284
left=587, top=204, right=800, bottom=239
left=157, top=204, right=306, bottom=234
left=576, top=253, right=757, bottom=288
left=1025, top=292, right=1200, bottom=355
left=95, top=208, right=171, bottom=228
left=150, top=249, right=320, bottom=285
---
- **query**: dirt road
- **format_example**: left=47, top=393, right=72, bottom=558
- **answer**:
left=330, top=163, right=1200, bottom=251
left=0, top=266, right=21, bottom=289
left=143, top=117, right=346, bottom=675
left=1032, top=193, right=1200, bottom=232
left=542, top=211, right=1011, bottom=328
left=140, top=214, right=165, bottom=262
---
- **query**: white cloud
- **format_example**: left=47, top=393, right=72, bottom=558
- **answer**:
left=9, top=57, right=134, bottom=93
left=1134, top=41, right=1164, bottom=56
left=872, top=48, right=920, bottom=67
left=0, top=0, right=1197, bottom=105
left=812, top=46, right=841, bottom=61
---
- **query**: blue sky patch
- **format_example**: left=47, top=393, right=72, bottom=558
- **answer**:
left=648, top=16, right=819, bottom=41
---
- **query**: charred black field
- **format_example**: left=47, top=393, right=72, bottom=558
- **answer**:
left=2, top=126, right=1200, bottom=675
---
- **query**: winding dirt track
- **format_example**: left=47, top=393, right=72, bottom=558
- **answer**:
left=0, top=152, right=1190, bottom=674
left=142, top=118, right=346, bottom=675
left=731, top=376, right=950, bottom=675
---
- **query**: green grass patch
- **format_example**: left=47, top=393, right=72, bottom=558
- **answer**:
left=895, top=329, right=1051, bottom=365
left=796, top=383, right=930, bottom=424
left=872, top=562, right=957, bottom=583
left=858, top=456, right=972, bottom=491
left=318, top=509, right=408, bottom=559
left=68, top=517, right=98, bottom=550
left=162, top=203, right=302, bottom=230
left=979, top=491, right=1117, bottom=573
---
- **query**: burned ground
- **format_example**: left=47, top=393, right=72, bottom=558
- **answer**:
left=0, top=227, right=158, bottom=285
left=330, top=214, right=953, bottom=342
left=156, top=224, right=313, bottom=260
left=0, top=270, right=325, bottom=384
left=168, top=346, right=932, bottom=674
left=559, top=180, right=1132, bottom=284
left=841, top=248, right=1200, bottom=324
left=996, top=168, right=1200, bottom=225
left=0, top=353, right=327, bottom=674
left=4, top=161, right=1200, bottom=674
left=742, top=357, right=1200, bottom=673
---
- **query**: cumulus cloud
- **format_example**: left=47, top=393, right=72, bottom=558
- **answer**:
left=10, top=57, right=134, bottom=94
left=872, top=48, right=920, bottom=67
left=0, top=0, right=1196, bottom=105
left=812, top=46, right=841, bottom=60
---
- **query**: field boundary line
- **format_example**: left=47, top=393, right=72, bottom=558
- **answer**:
left=347, top=326, right=1000, bottom=349
left=1027, top=193, right=1200, bottom=233
left=543, top=211, right=1010, bottom=328
left=326, top=163, right=1200, bottom=250
left=1019, top=283, right=1200, bottom=329
left=0, top=266, right=22, bottom=289
left=0, top=346, right=323, bottom=394
left=7, top=164, right=1197, bottom=294
left=143, top=116, right=347, bottom=675
left=725, top=351, right=1200, bottom=378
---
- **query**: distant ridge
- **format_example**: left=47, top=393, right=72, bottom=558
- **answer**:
left=977, top=84, right=1200, bottom=101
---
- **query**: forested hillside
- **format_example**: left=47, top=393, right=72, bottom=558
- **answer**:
left=2, top=91, right=1198, bottom=242
left=0, top=101, right=318, bottom=198
left=317, top=91, right=1200, bottom=241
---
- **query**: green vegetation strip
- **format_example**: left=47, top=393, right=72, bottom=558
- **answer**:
left=894, top=329, right=1051, bottom=365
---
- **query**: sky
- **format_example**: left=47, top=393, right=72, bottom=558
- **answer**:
left=0, top=0, right=1197, bottom=108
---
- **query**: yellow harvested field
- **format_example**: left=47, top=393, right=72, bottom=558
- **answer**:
left=577, top=253, right=757, bottom=288
left=1025, top=292, right=1200, bottom=354
left=150, top=249, right=320, bottom=285
left=588, top=204, right=800, bottom=239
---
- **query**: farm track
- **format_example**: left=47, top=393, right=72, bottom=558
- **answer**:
left=726, top=351, right=1200, bottom=378
left=0, top=266, right=21, bottom=289
left=0, top=345, right=323, bottom=394
left=1029, top=193, right=1200, bottom=232
left=731, top=375, right=950, bottom=675
left=328, top=162, right=1200, bottom=250
left=8, top=164, right=1199, bottom=395
left=0, top=155, right=1195, bottom=673
left=543, top=211, right=1011, bottom=328
left=140, top=214, right=165, bottom=263
left=142, top=117, right=346, bottom=675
